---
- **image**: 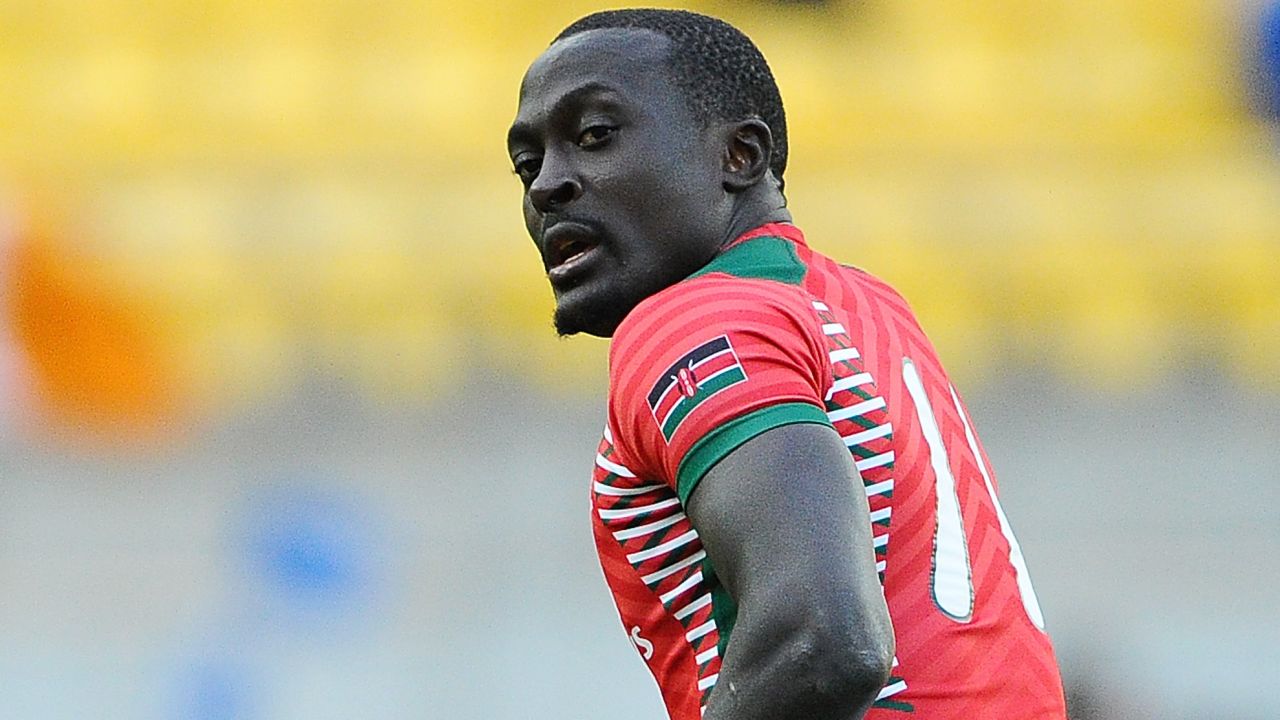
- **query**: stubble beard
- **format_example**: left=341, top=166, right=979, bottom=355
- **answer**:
left=552, top=281, right=640, bottom=339
left=553, top=297, right=622, bottom=338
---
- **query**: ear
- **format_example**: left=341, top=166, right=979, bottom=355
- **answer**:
left=721, top=118, right=774, bottom=193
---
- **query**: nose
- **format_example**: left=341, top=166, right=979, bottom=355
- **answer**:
left=528, top=157, right=582, bottom=214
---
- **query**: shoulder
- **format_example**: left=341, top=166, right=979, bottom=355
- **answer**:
left=838, top=261, right=918, bottom=316
left=612, top=232, right=815, bottom=353
left=603, top=271, right=836, bottom=492
left=609, top=272, right=813, bottom=377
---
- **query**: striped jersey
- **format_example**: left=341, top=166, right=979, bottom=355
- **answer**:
left=592, top=223, right=1066, bottom=718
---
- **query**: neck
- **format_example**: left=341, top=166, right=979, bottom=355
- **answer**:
left=720, top=197, right=793, bottom=251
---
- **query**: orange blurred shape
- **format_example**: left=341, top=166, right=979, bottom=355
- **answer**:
left=7, top=219, right=181, bottom=441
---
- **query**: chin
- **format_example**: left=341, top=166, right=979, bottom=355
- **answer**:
left=553, top=302, right=622, bottom=338
left=552, top=284, right=637, bottom=338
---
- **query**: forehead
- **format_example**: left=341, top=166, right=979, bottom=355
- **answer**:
left=514, top=28, right=679, bottom=125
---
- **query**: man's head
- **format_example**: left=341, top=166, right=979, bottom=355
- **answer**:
left=507, top=9, right=789, bottom=337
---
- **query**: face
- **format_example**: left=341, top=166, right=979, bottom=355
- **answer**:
left=507, top=29, right=732, bottom=337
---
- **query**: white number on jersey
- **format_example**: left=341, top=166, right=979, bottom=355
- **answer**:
left=901, top=357, right=1046, bottom=629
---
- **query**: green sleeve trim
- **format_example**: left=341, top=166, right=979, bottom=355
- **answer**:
left=675, top=402, right=833, bottom=504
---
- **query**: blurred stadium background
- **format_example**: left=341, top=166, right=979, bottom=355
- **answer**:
left=1, top=0, right=1277, bottom=717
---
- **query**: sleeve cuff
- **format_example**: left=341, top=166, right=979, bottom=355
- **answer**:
left=675, top=402, right=833, bottom=504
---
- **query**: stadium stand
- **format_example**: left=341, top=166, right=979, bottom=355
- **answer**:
left=1, top=0, right=1276, bottom=426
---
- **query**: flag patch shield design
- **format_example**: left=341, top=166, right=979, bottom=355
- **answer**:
left=646, top=335, right=747, bottom=442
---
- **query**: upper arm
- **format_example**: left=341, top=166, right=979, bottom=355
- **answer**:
left=686, top=422, right=891, bottom=647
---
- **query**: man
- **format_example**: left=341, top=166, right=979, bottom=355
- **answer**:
left=507, top=9, right=1067, bottom=719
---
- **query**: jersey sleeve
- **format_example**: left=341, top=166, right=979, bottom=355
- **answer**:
left=607, top=278, right=834, bottom=503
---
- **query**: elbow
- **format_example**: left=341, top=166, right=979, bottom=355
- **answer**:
left=829, top=632, right=896, bottom=709
left=788, top=620, right=896, bottom=711
left=837, top=637, right=896, bottom=707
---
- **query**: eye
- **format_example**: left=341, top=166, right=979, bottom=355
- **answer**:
left=577, top=125, right=616, bottom=148
left=512, top=155, right=542, bottom=185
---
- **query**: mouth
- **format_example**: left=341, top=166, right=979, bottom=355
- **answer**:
left=542, top=222, right=603, bottom=285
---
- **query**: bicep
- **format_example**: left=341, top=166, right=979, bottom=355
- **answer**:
left=686, top=422, right=887, bottom=640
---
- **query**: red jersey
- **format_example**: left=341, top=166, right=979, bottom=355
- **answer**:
left=591, top=223, right=1066, bottom=718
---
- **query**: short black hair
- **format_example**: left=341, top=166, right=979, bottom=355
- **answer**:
left=555, top=8, right=789, bottom=185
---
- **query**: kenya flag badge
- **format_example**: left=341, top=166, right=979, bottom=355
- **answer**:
left=646, top=335, right=747, bottom=442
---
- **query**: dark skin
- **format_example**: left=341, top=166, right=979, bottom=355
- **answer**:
left=509, top=29, right=894, bottom=719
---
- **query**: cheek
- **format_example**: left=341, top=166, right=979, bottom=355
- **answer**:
left=606, top=155, right=714, bottom=220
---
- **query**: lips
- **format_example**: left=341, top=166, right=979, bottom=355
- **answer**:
left=541, top=221, right=602, bottom=285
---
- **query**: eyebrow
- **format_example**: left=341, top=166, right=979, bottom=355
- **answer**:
left=507, top=81, right=624, bottom=150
